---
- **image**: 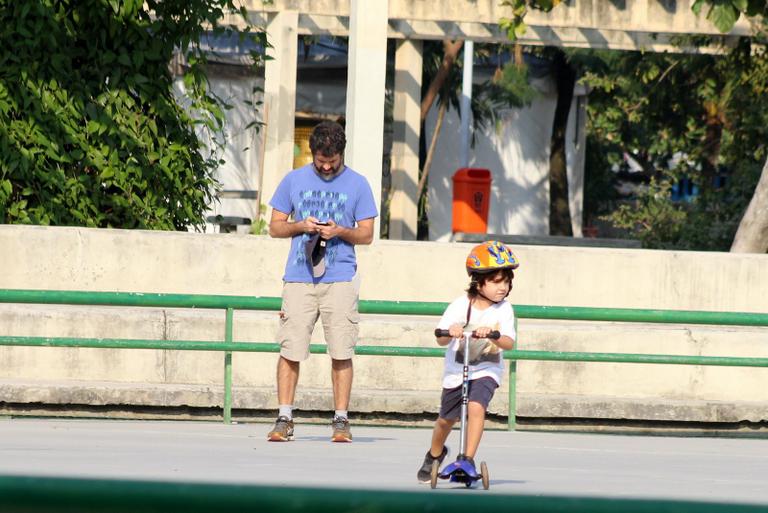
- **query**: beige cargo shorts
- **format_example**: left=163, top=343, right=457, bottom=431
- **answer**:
left=278, top=276, right=360, bottom=362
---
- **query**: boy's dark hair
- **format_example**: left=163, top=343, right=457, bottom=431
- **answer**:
left=467, top=268, right=515, bottom=299
left=309, top=121, right=346, bottom=157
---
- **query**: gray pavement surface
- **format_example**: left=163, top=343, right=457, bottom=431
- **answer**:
left=1, top=418, right=767, bottom=504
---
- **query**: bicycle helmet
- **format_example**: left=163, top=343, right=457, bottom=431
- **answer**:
left=465, top=240, right=519, bottom=275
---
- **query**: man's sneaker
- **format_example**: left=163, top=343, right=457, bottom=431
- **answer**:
left=331, top=416, right=352, bottom=442
left=417, top=446, right=449, bottom=483
left=267, top=416, right=294, bottom=442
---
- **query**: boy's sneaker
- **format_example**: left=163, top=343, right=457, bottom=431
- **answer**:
left=417, top=446, right=449, bottom=483
left=331, top=416, right=352, bottom=442
left=267, top=416, right=294, bottom=442
left=458, top=454, right=477, bottom=472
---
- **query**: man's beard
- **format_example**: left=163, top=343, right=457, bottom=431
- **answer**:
left=313, top=161, right=344, bottom=179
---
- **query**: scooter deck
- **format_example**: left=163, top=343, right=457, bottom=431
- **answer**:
left=439, top=459, right=481, bottom=483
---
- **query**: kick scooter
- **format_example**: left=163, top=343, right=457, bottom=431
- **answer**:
left=430, top=328, right=499, bottom=490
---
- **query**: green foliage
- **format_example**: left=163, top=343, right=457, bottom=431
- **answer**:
left=0, top=0, right=266, bottom=229
left=494, top=63, right=539, bottom=106
left=499, top=0, right=563, bottom=41
left=420, top=42, right=537, bottom=135
left=603, top=170, right=762, bottom=251
left=249, top=204, right=269, bottom=235
left=692, top=0, right=768, bottom=32
left=581, top=37, right=768, bottom=250
left=607, top=180, right=687, bottom=249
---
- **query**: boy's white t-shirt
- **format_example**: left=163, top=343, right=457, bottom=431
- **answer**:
left=436, top=295, right=517, bottom=389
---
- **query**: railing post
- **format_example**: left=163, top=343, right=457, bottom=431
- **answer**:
left=508, top=316, right=518, bottom=431
left=223, top=308, right=234, bottom=425
left=508, top=361, right=517, bottom=431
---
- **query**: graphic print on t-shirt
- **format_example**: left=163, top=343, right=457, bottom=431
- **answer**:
left=293, top=189, right=348, bottom=269
left=455, top=319, right=502, bottom=365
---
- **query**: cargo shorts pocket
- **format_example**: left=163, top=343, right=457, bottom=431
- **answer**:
left=324, top=308, right=356, bottom=360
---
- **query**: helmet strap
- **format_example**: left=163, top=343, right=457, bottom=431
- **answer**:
left=464, top=298, right=472, bottom=328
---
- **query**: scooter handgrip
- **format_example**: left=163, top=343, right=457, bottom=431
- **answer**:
left=474, top=330, right=501, bottom=340
left=435, top=329, right=451, bottom=337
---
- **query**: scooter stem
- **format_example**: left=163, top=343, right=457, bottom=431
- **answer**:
left=458, top=332, right=470, bottom=458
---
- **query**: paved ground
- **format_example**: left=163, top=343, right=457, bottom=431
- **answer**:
left=1, top=418, right=767, bottom=505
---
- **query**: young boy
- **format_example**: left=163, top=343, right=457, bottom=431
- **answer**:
left=417, top=240, right=519, bottom=483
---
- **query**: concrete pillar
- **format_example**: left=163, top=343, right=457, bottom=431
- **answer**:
left=261, top=11, right=298, bottom=217
left=345, top=0, right=388, bottom=239
left=388, top=39, right=423, bottom=240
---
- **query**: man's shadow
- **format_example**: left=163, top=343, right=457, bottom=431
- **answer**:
left=295, top=436, right=395, bottom=443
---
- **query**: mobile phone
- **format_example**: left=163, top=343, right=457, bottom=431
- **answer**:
left=315, top=221, right=330, bottom=226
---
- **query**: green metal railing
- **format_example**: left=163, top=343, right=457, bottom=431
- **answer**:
left=2, top=288, right=768, bottom=429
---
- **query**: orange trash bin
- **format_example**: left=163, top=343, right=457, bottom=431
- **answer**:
left=452, top=168, right=492, bottom=234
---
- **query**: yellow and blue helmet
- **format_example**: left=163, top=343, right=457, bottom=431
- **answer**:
left=465, top=240, right=519, bottom=275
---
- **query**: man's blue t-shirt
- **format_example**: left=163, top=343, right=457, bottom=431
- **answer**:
left=269, top=164, right=378, bottom=283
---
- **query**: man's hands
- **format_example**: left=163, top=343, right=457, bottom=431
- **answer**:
left=304, top=216, right=342, bottom=240
left=269, top=209, right=373, bottom=245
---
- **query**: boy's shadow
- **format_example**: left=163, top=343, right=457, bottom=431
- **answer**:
left=438, top=479, right=526, bottom=489
left=490, top=479, right=526, bottom=485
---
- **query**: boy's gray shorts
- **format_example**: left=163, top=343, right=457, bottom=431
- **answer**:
left=439, top=377, right=499, bottom=420
left=278, top=280, right=359, bottom=361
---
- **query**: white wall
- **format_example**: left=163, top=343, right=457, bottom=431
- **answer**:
left=174, top=74, right=265, bottom=234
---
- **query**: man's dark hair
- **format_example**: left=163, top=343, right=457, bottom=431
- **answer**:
left=309, top=121, right=346, bottom=157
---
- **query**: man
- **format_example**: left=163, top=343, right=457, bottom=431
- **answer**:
left=266, top=121, right=378, bottom=443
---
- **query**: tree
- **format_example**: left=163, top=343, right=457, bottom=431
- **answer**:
left=547, top=48, right=576, bottom=236
left=705, top=1, right=768, bottom=252
left=577, top=37, right=768, bottom=250
left=500, top=1, right=577, bottom=236
left=0, top=0, right=266, bottom=229
left=731, top=159, right=768, bottom=251
left=501, top=0, right=768, bottom=252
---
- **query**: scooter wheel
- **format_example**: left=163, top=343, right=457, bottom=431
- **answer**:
left=430, top=459, right=439, bottom=489
left=480, top=461, right=489, bottom=490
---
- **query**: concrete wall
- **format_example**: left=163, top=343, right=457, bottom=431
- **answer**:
left=1, top=224, right=768, bottom=424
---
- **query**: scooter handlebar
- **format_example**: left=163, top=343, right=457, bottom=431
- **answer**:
left=435, top=329, right=500, bottom=340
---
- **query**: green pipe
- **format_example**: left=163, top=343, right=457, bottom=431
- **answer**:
left=1, top=475, right=766, bottom=513
left=513, top=304, right=768, bottom=326
left=358, top=299, right=447, bottom=316
left=3, top=336, right=768, bottom=368
left=0, top=336, right=281, bottom=352
left=2, top=289, right=767, bottom=326
left=0, top=289, right=282, bottom=311
left=223, top=308, right=234, bottom=425
left=507, top=350, right=768, bottom=367
left=351, top=345, right=443, bottom=357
